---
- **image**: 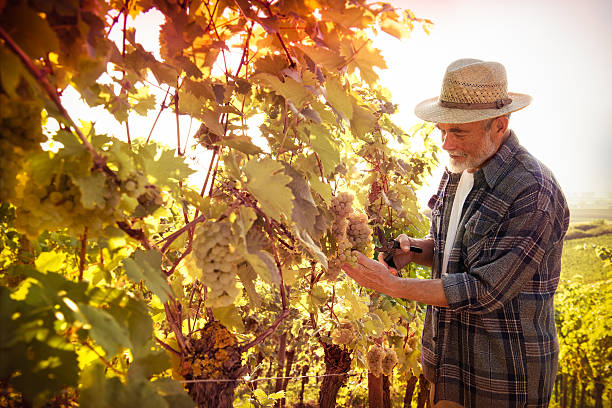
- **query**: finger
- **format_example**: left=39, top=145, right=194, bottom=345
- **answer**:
left=397, top=234, right=412, bottom=252
left=377, top=252, right=388, bottom=266
left=355, top=251, right=383, bottom=270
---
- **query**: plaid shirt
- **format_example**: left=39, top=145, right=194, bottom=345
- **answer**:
left=422, top=131, right=569, bottom=407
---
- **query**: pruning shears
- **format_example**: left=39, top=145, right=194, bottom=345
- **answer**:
left=374, top=227, right=422, bottom=270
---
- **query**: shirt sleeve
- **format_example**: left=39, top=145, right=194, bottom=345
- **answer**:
left=440, top=209, right=552, bottom=314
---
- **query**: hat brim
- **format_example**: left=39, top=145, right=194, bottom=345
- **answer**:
left=414, top=92, right=532, bottom=124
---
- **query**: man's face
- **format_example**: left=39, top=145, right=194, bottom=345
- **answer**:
left=436, top=120, right=500, bottom=173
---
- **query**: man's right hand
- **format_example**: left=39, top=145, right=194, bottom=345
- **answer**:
left=378, top=234, right=417, bottom=272
left=379, top=235, right=435, bottom=270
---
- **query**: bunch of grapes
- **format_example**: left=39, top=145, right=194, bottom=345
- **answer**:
left=367, top=344, right=398, bottom=377
left=331, top=322, right=355, bottom=346
left=381, top=347, right=398, bottom=376
left=15, top=164, right=124, bottom=239
left=346, top=212, right=373, bottom=255
left=366, top=344, right=385, bottom=377
left=326, top=192, right=373, bottom=279
left=0, top=94, right=45, bottom=202
left=190, top=220, right=243, bottom=308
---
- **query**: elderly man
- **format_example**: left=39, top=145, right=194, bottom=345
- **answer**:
left=343, top=59, right=569, bottom=407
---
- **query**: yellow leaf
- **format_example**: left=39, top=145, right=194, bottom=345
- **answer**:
left=244, top=157, right=294, bottom=222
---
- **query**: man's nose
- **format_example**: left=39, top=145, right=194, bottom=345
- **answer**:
left=441, top=134, right=455, bottom=151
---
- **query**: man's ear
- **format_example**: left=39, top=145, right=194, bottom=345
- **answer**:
left=494, top=115, right=509, bottom=136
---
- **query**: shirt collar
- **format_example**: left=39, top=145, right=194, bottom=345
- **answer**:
left=475, top=130, right=521, bottom=189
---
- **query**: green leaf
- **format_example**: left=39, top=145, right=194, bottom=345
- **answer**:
left=253, top=73, right=312, bottom=109
left=216, top=134, right=264, bottom=155
left=123, top=249, right=174, bottom=303
left=325, top=78, right=353, bottom=120
left=244, top=250, right=280, bottom=286
left=309, top=125, right=340, bottom=176
left=152, top=378, right=194, bottom=408
left=200, top=108, right=225, bottom=136
left=78, top=303, right=131, bottom=357
left=117, top=378, right=169, bottom=408
left=244, top=157, right=294, bottom=222
left=79, top=362, right=107, bottom=408
left=0, top=46, right=26, bottom=96
left=285, top=166, right=319, bottom=237
left=236, top=207, right=257, bottom=239
left=236, top=263, right=262, bottom=307
left=0, top=3, right=59, bottom=59
left=297, top=45, right=345, bottom=71
left=293, top=226, right=327, bottom=269
left=131, top=87, right=157, bottom=116
left=128, top=350, right=170, bottom=379
left=211, top=304, right=245, bottom=332
left=350, top=103, right=376, bottom=139
left=142, top=147, right=194, bottom=188
left=308, top=173, right=332, bottom=206
left=74, top=171, right=106, bottom=209
left=35, top=251, right=67, bottom=273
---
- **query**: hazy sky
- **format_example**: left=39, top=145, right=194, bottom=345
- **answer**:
left=379, top=0, right=612, bottom=196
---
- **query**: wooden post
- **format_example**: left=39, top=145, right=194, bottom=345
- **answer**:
left=403, top=375, right=419, bottom=408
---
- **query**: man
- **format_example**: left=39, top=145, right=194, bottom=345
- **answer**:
left=342, top=59, right=569, bottom=407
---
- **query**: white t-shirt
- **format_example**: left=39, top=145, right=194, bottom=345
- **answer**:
left=441, top=170, right=474, bottom=275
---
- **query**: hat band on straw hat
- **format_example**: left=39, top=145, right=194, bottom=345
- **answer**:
left=438, top=98, right=513, bottom=110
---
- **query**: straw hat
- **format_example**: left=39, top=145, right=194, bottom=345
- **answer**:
left=414, top=59, right=532, bottom=124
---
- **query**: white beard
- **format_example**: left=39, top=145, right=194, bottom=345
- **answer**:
left=447, top=130, right=498, bottom=173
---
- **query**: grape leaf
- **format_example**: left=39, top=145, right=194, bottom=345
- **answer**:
left=142, top=148, right=194, bottom=188
left=244, top=157, right=294, bottom=222
left=152, top=378, right=194, bottom=408
left=79, top=362, right=107, bottom=408
left=78, top=303, right=131, bottom=357
left=350, top=103, right=376, bottom=139
left=253, top=73, right=312, bottom=109
left=236, top=263, right=262, bottom=307
left=285, top=166, right=319, bottom=237
left=74, top=171, right=106, bottom=209
left=211, top=304, right=245, bottom=332
left=123, top=249, right=174, bottom=303
left=35, top=251, right=67, bottom=273
left=297, top=45, right=345, bottom=72
left=0, top=3, right=59, bottom=59
left=308, top=173, right=332, bottom=206
left=309, top=125, right=340, bottom=176
left=244, top=250, right=280, bottom=286
left=325, top=78, right=354, bottom=120
left=216, top=134, right=264, bottom=155
left=293, top=226, right=327, bottom=270
left=0, top=46, right=26, bottom=96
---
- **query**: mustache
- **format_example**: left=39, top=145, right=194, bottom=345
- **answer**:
left=447, top=151, right=467, bottom=157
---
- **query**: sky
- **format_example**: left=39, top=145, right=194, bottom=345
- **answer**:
left=379, top=0, right=612, bottom=198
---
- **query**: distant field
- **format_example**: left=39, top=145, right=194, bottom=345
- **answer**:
left=569, top=208, right=612, bottom=222
left=560, top=233, right=612, bottom=282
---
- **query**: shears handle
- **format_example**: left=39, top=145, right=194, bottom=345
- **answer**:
left=382, top=240, right=422, bottom=269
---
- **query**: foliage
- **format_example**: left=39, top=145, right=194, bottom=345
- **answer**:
left=561, top=233, right=612, bottom=282
left=0, top=0, right=437, bottom=406
left=553, top=243, right=612, bottom=407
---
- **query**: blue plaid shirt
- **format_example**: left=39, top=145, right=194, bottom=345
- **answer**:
left=422, top=131, right=569, bottom=407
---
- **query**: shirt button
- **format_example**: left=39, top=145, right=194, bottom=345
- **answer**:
left=432, top=336, right=437, bottom=342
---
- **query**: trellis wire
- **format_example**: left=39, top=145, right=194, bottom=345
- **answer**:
left=179, top=370, right=367, bottom=384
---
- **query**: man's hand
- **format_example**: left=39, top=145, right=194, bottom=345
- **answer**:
left=380, top=234, right=419, bottom=271
left=341, top=252, right=399, bottom=297
left=342, top=249, right=448, bottom=307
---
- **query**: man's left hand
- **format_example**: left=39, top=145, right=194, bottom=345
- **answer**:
left=341, top=251, right=398, bottom=297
